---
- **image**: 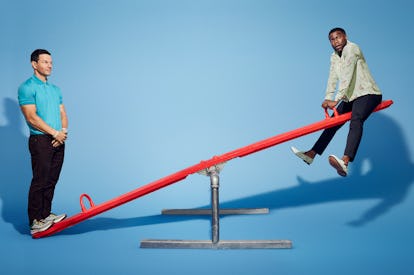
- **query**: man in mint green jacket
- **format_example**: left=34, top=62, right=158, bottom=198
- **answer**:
left=291, top=28, right=382, bottom=177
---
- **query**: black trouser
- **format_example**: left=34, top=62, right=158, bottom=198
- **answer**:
left=311, top=94, right=382, bottom=162
left=28, top=134, right=65, bottom=224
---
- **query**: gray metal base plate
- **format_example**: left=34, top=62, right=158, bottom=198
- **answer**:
left=140, top=239, right=292, bottom=249
left=161, top=208, right=269, bottom=215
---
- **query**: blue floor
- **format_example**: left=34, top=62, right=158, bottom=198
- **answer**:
left=1, top=1, right=414, bottom=274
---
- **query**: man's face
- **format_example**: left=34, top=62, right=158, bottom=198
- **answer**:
left=32, top=54, right=53, bottom=77
left=329, top=31, right=347, bottom=53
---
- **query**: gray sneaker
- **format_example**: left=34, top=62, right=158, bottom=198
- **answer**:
left=328, top=155, right=348, bottom=177
left=30, top=219, right=53, bottom=235
left=291, top=146, right=314, bottom=165
left=44, top=213, right=67, bottom=224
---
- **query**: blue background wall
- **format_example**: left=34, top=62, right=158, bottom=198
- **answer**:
left=1, top=0, right=413, bottom=274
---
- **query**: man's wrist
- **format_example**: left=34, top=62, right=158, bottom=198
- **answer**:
left=52, top=130, right=59, bottom=138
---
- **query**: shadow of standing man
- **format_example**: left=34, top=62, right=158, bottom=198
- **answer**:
left=0, top=98, right=32, bottom=234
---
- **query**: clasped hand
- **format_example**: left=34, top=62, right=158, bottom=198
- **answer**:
left=51, top=131, right=67, bottom=147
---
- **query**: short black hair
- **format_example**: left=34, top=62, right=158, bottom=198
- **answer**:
left=328, top=27, right=346, bottom=37
left=30, top=49, right=51, bottom=62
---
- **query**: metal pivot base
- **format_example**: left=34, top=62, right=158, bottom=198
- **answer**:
left=161, top=208, right=269, bottom=215
left=140, top=164, right=292, bottom=249
left=140, top=239, right=292, bottom=249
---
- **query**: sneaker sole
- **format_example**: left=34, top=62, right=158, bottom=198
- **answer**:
left=31, top=223, right=53, bottom=235
left=328, top=156, right=347, bottom=177
left=53, top=214, right=67, bottom=223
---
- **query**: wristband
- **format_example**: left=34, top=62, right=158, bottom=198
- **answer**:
left=53, top=130, right=59, bottom=138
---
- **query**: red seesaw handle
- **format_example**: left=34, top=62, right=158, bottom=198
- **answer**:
left=80, top=194, right=96, bottom=212
left=324, top=107, right=339, bottom=118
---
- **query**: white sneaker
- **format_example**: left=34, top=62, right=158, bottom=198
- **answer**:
left=44, top=213, right=67, bottom=224
left=30, top=219, right=53, bottom=235
left=291, top=146, right=313, bottom=165
left=328, top=155, right=348, bottom=177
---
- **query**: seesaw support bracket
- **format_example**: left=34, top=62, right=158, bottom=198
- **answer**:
left=140, top=164, right=292, bottom=249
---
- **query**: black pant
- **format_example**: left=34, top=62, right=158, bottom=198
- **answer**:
left=28, top=135, right=65, bottom=224
left=311, top=94, right=382, bottom=162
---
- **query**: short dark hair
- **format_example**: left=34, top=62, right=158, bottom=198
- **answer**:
left=30, top=49, right=51, bottom=62
left=328, top=27, right=346, bottom=37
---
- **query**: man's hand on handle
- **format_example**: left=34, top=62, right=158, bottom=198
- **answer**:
left=322, top=99, right=338, bottom=109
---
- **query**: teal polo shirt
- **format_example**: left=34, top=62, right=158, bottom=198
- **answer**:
left=18, top=75, right=63, bottom=135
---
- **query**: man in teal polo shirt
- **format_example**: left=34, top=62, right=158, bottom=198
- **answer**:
left=18, top=49, right=68, bottom=235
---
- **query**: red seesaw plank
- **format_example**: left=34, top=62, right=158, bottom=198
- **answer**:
left=32, top=100, right=393, bottom=238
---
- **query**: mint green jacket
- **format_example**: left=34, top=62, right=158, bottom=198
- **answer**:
left=325, top=41, right=382, bottom=102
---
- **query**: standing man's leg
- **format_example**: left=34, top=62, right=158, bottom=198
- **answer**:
left=41, top=143, right=65, bottom=219
left=28, top=135, right=54, bottom=224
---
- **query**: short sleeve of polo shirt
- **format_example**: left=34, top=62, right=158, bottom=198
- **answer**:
left=18, top=82, right=36, bottom=106
left=18, top=80, right=63, bottom=106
